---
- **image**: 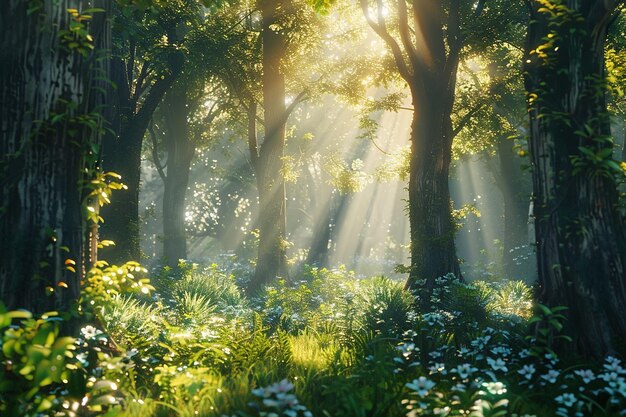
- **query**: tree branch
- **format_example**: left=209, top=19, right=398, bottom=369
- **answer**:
left=112, top=56, right=131, bottom=106
left=148, top=120, right=167, bottom=182
left=412, top=0, right=447, bottom=70
left=451, top=101, right=487, bottom=139
left=443, top=0, right=463, bottom=110
left=283, top=89, right=308, bottom=122
left=131, top=61, right=150, bottom=108
left=397, top=0, right=419, bottom=68
left=240, top=99, right=265, bottom=126
left=360, top=0, right=411, bottom=81
left=126, top=39, right=136, bottom=90
left=134, top=52, right=183, bottom=137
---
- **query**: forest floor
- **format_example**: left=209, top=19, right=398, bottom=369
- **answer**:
left=2, top=262, right=626, bottom=416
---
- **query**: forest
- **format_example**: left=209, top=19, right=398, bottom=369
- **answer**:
left=1, top=0, right=626, bottom=416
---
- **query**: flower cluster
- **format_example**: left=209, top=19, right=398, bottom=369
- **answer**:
left=249, top=380, right=313, bottom=417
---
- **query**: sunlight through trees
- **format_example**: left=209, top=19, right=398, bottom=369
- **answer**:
left=1, top=0, right=626, bottom=415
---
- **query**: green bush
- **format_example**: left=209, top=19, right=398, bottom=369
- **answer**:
left=0, top=304, right=117, bottom=417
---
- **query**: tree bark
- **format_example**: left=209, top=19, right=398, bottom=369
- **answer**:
left=0, top=1, right=109, bottom=312
left=100, top=53, right=182, bottom=264
left=249, top=0, right=290, bottom=294
left=524, top=0, right=626, bottom=358
left=407, top=85, right=461, bottom=295
left=360, top=0, right=463, bottom=299
left=162, top=84, right=194, bottom=267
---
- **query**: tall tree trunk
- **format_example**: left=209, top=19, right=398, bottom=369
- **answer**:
left=249, top=0, right=290, bottom=294
left=306, top=213, right=332, bottom=267
left=406, top=87, right=461, bottom=294
left=306, top=197, right=336, bottom=268
left=0, top=2, right=109, bottom=312
left=162, top=84, right=194, bottom=267
left=360, top=0, right=463, bottom=299
left=525, top=0, right=626, bottom=358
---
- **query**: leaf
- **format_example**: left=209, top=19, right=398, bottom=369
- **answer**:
left=537, top=304, right=551, bottom=316
left=7, top=310, right=33, bottom=320
left=89, top=394, right=117, bottom=406
left=548, top=318, right=563, bottom=331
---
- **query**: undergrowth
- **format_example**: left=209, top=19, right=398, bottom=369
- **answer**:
left=1, top=262, right=625, bottom=416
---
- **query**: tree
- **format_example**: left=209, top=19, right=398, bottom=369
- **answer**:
left=358, top=0, right=512, bottom=296
left=99, top=1, right=193, bottom=263
left=206, top=1, right=323, bottom=292
left=158, top=84, right=195, bottom=266
left=250, top=0, right=295, bottom=291
left=149, top=77, right=227, bottom=267
left=524, top=0, right=626, bottom=357
left=0, top=3, right=110, bottom=311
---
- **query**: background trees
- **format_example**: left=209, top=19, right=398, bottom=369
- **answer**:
left=359, top=0, right=462, bottom=294
left=99, top=1, right=195, bottom=263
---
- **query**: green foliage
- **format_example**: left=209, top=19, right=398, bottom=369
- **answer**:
left=263, top=266, right=358, bottom=334
left=357, top=276, right=414, bottom=338
left=0, top=307, right=75, bottom=416
left=374, top=146, right=411, bottom=182
left=526, top=304, right=572, bottom=358
left=0, top=304, right=117, bottom=417
left=571, top=142, right=626, bottom=182
left=452, top=203, right=481, bottom=231
left=162, top=262, right=246, bottom=314
left=59, top=8, right=103, bottom=57
left=82, top=261, right=154, bottom=307
left=306, top=0, right=335, bottom=14
left=323, top=156, right=372, bottom=194
left=7, top=257, right=620, bottom=417
left=476, top=280, right=534, bottom=319
left=82, top=172, right=128, bottom=225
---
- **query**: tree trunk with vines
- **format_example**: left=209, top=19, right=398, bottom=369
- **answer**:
left=524, top=0, right=626, bottom=358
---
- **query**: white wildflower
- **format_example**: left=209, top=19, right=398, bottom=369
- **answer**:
left=487, top=357, right=508, bottom=372
left=429, top=363, right=446, bottom=375
left=599, top=372, right=625, bottom=388
left=406, top=377, right=436, bottom=398
left=604, top=356, right=625, bottom=374
left=483, top=381, right=507, bottom=395
left=573, top=369, right=595, bottom=384
left=541, top=369, right=560, bottom=384
left=518, top=364, right=536, bottom=380
left=555, top=393, right=577, bottom=407
left=453, top=363, right=478, bottom=379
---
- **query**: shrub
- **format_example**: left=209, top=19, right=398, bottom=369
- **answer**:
left=0, top=304, right=117, bottom=417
